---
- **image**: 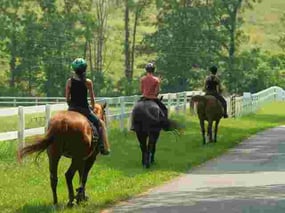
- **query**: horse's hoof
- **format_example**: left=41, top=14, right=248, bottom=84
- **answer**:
left=143, top=164, right=150, bottom=169
left=83, top=195, right=89, bottom=201
left=67, top=201, right=74, bottom=208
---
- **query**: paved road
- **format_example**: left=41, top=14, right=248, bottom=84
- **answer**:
left=106, top=126, right=285, bottom=213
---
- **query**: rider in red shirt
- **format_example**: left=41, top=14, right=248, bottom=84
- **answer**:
left=140, top=63, right=169, bottom=129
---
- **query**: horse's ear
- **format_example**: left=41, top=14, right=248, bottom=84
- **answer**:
left=102, top=102, right=107, bottom=109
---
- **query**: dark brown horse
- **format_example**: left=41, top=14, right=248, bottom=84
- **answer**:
left=18, top=103, right=106, bottom=207
left=190, top=95, right=223, bottom=144
left=131, top=99, right=181, bottom=168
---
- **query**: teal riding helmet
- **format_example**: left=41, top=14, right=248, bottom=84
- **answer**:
left=71, top=58, right=87, bottom=71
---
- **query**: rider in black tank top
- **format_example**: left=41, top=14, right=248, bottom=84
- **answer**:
left=65, top=58, right=110, bottom=155
left=204, top=66, right=228, bottom=118
left=70, top=78, right=89, bottom=109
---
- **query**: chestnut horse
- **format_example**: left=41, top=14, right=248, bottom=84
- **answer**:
left=18, top=103, right=106, bottom=206
left=190, top=95, right=223, bottom=144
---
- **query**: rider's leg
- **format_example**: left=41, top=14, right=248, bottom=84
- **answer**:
left=216, top=95, right=228, bottom=118
left=153, top=99, right=170, bottom=130
left=87, top=112, right=109, bottom=155
left=99, top=119, right=111, bottom=154
left=154, top=99, right=168, bottom=117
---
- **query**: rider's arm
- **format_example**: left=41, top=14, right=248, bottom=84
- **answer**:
left=216, top=78, right=222, bottom=94
left=204, top=77, right=209, bottom=92
left=65, top=79, right=71, bottom=105
left=154, top=78, right=160, bottom=96
left=140, top=78, right=144, bottom=94
left=86, top=79, right=96, bottom=109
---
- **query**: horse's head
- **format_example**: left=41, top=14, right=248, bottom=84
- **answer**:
left=94, top=102, right=107, bottom=123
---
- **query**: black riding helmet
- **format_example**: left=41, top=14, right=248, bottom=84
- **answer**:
left=145, top=63, right=155, bottom=73
left=209, top=65, right=218, bottom=75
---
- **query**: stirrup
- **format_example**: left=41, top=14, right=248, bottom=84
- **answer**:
left=92, top=135, right=99, bottom=143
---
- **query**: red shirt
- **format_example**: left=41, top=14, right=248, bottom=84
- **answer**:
left=140, top=74, right=160, bottom=99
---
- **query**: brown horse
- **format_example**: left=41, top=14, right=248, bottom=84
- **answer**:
left=18, top=103, right=106, bottom=207
left=190, top=95, right=223, bottom=144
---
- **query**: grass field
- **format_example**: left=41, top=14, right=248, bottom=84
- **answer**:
left=242, top=0, right=285, bottom=52
left=0, top=102, right=285, bottom=212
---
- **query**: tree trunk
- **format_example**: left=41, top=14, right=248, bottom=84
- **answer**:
left=124, top=0, right=131, bottom=80
left=228, top=0, right=242, bottom=92
left=130, top=8, right=140, bottom=78
left=9, top=34, right=17, bottom=89
left=88, top=41, right=94, bottom=80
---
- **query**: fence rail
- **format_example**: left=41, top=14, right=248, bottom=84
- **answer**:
left=0, top=86, right=284, bottom=144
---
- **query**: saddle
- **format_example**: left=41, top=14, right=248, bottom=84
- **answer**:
left=68, top=107, right=100, bottom=144
left=205, top=93, right=222, bottom=106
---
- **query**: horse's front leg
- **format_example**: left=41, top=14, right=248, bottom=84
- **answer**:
left=135, top=131, right=148, bottom=167
left=78, top=150, right=98, bottom=202
left=214, top=120, right=220, bottom=143
left=199, top=119, right=206, bottom=145
left=208, top=120, right=213, bottom=142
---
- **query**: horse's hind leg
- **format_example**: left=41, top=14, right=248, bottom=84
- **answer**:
left=65, top=159, right=78, bottom=207
left=208, top=121, right=213, bottom=142
left=135, top=131, right=148, bottom=167
left=48, top=152, right=61, bottom=205
left=199, top=120, right=206, bottom=145
left=149, top=131, right=160, bottom=165
left=214, top=120, right=220, bottom=143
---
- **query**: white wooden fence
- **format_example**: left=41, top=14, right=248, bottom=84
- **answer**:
left=0, top=91, right=194, bottom=145
left=0, top=86, right=284, bottom=144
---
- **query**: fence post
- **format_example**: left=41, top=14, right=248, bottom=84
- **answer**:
left=18, top=106, right=25, bottom=149
left=13, top=98, right=16, bottom=107
left=183, top=92, right=187, bottom=113
left=45, top=104, right=51, bottom=133
left=167, top=93, right=171, bottom=110
left=120, top=96, right=125, bottom=130
left=176, top=93, right=180, bottom=112
left=128, top=95, right=138, bottom=130
left=230, top=95, right=236, bottom=118
left=35, top=98, right=38, bottom=106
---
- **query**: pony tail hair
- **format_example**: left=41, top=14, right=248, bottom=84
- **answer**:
left=75, top=68, right=87, bottom=82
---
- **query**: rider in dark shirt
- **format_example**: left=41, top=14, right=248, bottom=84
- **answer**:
left=204, top=66, right=228, bottom=118
left=65, top=58, right=110, bottom=155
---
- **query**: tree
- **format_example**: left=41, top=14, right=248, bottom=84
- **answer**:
left=215, top=0, right=261, bottom=92
left=148, top=2, right=226, bottom=92
left=0, top=0, right=23, bottom=90
left=124, top=0, right=132, bottom=80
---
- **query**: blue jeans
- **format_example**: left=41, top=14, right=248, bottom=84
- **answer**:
left=68, top=106, right=100, bottom=131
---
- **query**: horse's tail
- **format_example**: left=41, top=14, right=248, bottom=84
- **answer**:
left=17, top=129, right=54, bottom=162
left=190, top=95, right=206, bottom=114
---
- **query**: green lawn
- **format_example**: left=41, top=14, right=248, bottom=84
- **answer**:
left=0, top=102, right=285, bottom=212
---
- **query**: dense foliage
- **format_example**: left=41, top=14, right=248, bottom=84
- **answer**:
left=0, top=0, right=284, bottom=96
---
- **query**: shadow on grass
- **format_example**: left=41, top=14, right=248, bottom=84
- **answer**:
left=16, top=203, right=56, bottom=213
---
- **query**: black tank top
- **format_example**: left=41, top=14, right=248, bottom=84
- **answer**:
left=70, top=78, right=89, bottom=108
left=206, top=76, right=219, bottom=93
